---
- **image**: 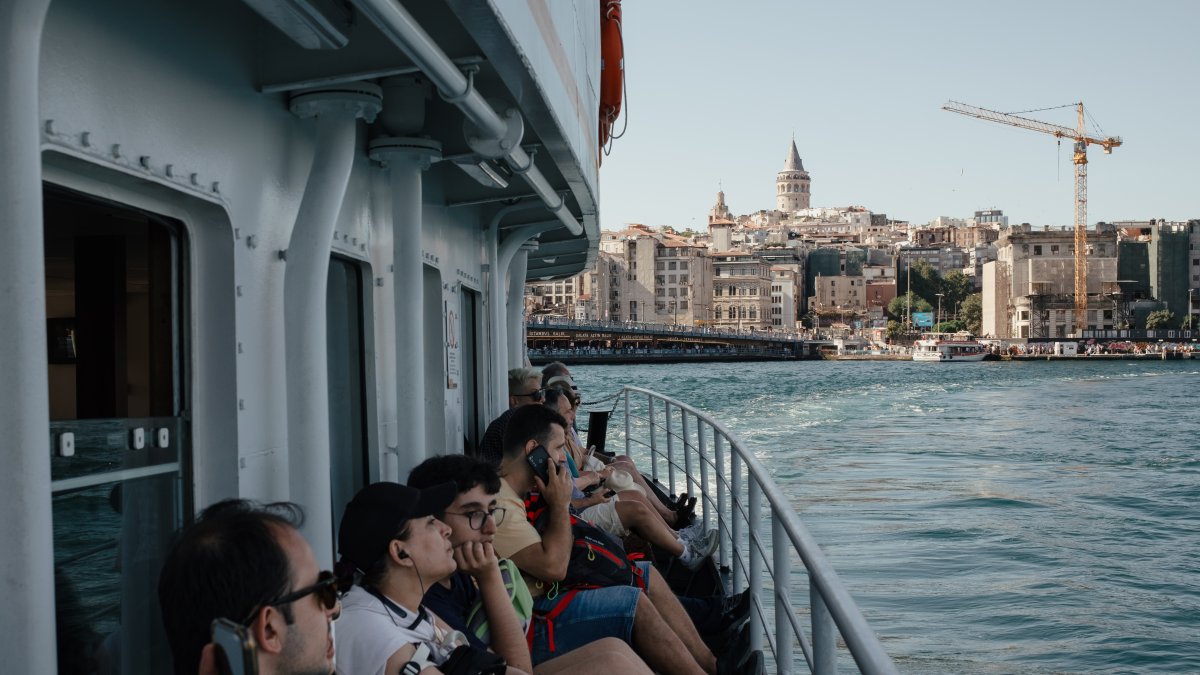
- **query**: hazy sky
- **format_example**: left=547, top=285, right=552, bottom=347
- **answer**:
left=597, top=1, right=1199, bottom=232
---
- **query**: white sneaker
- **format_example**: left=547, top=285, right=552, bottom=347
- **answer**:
left=678, top=519, right=704, bottom=541
left=680, top=530, right=718, bottom=570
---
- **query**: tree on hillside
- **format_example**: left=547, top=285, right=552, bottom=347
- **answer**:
left=1145, top=309, right=1175, bottom=329
left=934, top=320, right=966, bottom=333
left=899, top=260, right=941, bottom=303
left=940, top=271, right=972, bottom=312
left=887, top=292, right=933, bottom=323
left=960, top=293, right=983, bottom=335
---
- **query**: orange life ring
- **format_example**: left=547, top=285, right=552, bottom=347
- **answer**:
left=599, top=0, right=623, bottom=149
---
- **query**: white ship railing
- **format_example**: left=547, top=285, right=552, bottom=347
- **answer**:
left=615, top=386, right=897, bottom=675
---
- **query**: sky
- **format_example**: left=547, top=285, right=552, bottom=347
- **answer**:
left=597, top=1, right=1200, bottom=232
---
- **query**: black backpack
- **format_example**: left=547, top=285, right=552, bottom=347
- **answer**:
left=523, top=490, right=645, bottom=591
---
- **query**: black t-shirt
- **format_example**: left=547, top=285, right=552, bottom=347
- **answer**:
left=422, top=571, right=488, bottom=651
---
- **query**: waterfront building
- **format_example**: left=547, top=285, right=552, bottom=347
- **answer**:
left=711, top=251, right=772, bottom=330
left=982, top=225, right=1119, bottom=338
left=585, top=226, right=713, bottom=324
left=769, top=266, right=799, bottom=329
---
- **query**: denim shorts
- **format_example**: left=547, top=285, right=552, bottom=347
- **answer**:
left=528, top=562, right=652, bottom=665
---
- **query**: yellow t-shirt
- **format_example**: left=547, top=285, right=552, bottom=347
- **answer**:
left=492, top=477, right=553, bottom=598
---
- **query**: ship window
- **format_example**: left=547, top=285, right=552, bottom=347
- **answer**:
left=44, top=185, right=186, bottom=674
left=327, top=256, right=372, bottom=527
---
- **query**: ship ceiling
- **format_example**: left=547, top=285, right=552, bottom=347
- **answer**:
left=248, top=0, right=596, bottom=281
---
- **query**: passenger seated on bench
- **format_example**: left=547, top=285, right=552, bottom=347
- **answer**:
left=478, top=368, right=545, bottom=466
left=408, top=454, right=653, bottom=675
left=542, top=367, right=695, bottom=527
left=490, top=404, right=727, bottom=675
left=333, top=482, right=490, bottom=675
left=541, top=388, right=716, bottom=570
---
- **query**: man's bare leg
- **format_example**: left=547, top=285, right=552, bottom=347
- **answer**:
left=644, top=567, right=717, bottom=674
left=534, top=637, right=653, bottom=675
left=630, top=594, right=707, bottom=675
left=615, top=500, right=685, bottom=556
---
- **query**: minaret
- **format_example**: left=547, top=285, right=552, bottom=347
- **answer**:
left=776, top=139, right=811, bottom=213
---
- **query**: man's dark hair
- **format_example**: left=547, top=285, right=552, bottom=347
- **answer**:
left=408, top=454, right=501, bottom=497
left=501, top=404, right=567, bottom=460
left=541, top=361, right=569, bottom=382
left=157, top=499, right=304, bottom=675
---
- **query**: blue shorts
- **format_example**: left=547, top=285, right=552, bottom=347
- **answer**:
left=528, top=562, right=653, bottom=665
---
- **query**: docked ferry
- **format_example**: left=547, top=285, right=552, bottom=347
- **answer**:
left=912, top=332, right=990, bottom=361
left=1, top=1, right=893, bottom=672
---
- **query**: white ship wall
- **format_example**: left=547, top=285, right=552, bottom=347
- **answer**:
left=3, top=0, right=602, bottom=669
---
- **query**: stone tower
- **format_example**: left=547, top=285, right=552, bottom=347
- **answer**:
left=708, top=188, right=731, bottom=223
left=776, top=139, right=810, bottom=213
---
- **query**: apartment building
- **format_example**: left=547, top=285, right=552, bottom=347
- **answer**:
left=710, top=251, right=772, bottom=330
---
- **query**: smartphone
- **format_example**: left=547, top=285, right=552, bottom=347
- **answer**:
left=211, top=617, right=258, bottom=675
left=582, top=478, right=606, bottom=496
left=527, top=444, right=552, bottom=484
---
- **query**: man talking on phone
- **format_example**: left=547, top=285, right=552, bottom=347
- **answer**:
left=157, top=500, right=342, bottom=675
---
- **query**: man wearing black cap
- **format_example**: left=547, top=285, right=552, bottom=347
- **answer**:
left=334, top=482, right=464, bottom=675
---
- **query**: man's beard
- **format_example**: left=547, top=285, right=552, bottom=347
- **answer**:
left=278, top=625, right=334, bottom=675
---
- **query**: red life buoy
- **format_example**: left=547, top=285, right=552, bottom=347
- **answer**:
left=599, top=0, right=623, bottom=149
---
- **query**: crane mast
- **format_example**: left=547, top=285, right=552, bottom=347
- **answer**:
left=943, top=101, right=1122, bottom=333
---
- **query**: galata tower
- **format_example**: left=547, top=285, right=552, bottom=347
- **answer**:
left=776, top=139, right=810, bottom=213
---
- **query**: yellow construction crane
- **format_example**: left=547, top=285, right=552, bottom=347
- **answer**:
left=942, top=101, right=1122, bottom=332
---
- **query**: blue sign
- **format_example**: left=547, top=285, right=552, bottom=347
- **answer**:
left=913, top=312, right=934, bottom=328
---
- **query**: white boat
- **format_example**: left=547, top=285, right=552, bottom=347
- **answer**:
left=912, top=332, right=990, bottom=361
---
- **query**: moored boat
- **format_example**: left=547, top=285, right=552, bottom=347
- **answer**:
left=912, top=332, right=989, bottom=361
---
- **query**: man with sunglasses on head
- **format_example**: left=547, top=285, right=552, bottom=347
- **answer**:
left=409, top=455, right=652, bottom=675
left=157, top=499, right=342, bottom=675
left=477, top=367, right=545, bottom=467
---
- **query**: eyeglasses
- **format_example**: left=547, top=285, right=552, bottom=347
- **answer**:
left=242, top=571, right=338, bottom=625
left=443, top=507, right=507, bottom=530
left=513, top=389, right=545, bottom=401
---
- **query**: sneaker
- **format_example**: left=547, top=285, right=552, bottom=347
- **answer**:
left=680, top=529, right=718, bottom=570
left=715, top=624, right=752, bottom=674
left=677, top=519, right=705, bottom=542
left=719, top=588, right=752, bottom=632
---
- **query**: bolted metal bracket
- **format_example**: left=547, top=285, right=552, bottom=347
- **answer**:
left=369, top=136, right=443, bottom=170
left=464, top=102, right=524, bottom=160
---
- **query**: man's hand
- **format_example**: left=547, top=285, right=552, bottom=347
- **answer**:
left=453, top=541, right=499, bottom=580
left=536, top=458, right=573, bottom=510
left=576, top=490, right=612, bottom=509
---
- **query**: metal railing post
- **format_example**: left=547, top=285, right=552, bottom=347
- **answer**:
left=811, top=580, right=836, bottom=675
left=665, top=400, right=676, bottom=494
left=647, top=393, right=658, bottom=482
left=695, top=418, right=709, bottom=530
left=623, top=390, right=631, bottom=457
left=731, top=446, right=744, bottom=590
left=773, top=517, right=794, bottom=675
left=714, top=432, right=728, bottom=569
left=749, top=479, right=764, bottom=653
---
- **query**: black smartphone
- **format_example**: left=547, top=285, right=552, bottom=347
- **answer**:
left=211, top=617, right=258, bottom=675
left=527, top=444, right=552, bottom=484
left=582, top=478, right=606, bottom=495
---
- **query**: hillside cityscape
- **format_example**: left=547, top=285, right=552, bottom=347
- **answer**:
left=528, top=140, right=1200, bottom=342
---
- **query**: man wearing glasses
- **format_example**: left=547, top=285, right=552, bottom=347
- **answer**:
left=477, top=367, right=546, bottom=466
left=409, top=455, right=651, bottom=675
left=157, top=500, right=342, bottom=675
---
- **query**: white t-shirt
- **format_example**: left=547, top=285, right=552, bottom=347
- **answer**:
left=334, top=585, right=465, bottom=675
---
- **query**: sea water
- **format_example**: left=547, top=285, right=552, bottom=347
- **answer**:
left=571, top=360, right=1200, bottom=674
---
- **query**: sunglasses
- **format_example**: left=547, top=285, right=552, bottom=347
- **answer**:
left=242, top=571, right=338, bottom=625
left=514, top=388, right=546, bottom=401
